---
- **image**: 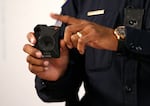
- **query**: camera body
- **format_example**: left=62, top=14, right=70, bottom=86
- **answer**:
left=34, top=24, right=60, bottom=58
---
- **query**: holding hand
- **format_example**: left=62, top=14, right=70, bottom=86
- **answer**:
left=23, top=32, right=69, bottom=81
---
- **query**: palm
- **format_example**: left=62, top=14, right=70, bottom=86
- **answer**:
left=37, top=40, right=69, bottom=81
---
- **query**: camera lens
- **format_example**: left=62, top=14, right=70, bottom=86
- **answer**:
left=38, top=36, right=55, bottom=51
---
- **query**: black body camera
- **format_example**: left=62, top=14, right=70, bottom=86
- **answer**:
left=34, top=25, right=60, bottom=58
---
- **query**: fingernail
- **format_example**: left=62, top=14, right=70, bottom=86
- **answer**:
left=44, top=67, right=49, bottom=71
left=36, top=51, right=42, bottom=58
left=67, top=43, right=73, bottom=49
left=79, top=50, right=84, bottom=55
left=30, top=38, right=35, bottom=44
left=67, top=45, right=72, bottom=49
left=44, top=61, right=49, bottom=66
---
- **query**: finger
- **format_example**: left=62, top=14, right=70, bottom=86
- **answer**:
left=77, top=33, right=91, bottom=54
left=71, top=34, right=79, bottom=48
left=27, top=32, right=36, bottom=44
left=50, top=13, right=82, bottom=25
left=23, top=44, right=42, bottom=58
left=59, top=39, right=69, bottom=57
left=27, top=55, right=49, bottom=67
left=77, top=38, right=86, bottom=54
left=29, top=64, right=46, bottom=74
left=60, top=39, right=68, bottom=51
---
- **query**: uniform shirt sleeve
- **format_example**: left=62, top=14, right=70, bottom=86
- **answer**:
left=125, top=26, right=150, bottom=55
left=117, top=27, right=150, bottom=63
left=118, top=6, right=150, bottom=59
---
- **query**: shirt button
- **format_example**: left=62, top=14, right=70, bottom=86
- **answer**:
left=41, top=81, right=45, bottom=85
left=129, top=43, right=135, bottom=49
left=135, top=46, right=142, bottom=51
left=125, top=85, right=132, bottom=93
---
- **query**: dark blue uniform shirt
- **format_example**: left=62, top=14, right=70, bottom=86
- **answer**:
left=35, top=0, right=150, bottom=106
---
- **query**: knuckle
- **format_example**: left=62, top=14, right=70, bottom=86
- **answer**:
left=87, top=24, right=94, bottom=29
left=27, top=32, right=33, bottom=38
left=71, top=35, right=77, bottom=41
left=80, top=19, right=87, bottom=24
left=65, top=16, right=70, bottom=22
left=65, top=26, right=72, bottom=32
left=23, top=44, right=29, bottom=52
left=28, top=64, right=33, bottom=72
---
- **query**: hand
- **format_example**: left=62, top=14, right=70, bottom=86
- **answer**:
left=51, top=13, right=118, bottom=54
left=23, top=32, right=69, bottom=81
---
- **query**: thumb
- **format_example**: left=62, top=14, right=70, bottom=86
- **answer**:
left=27, top=32, right=36, bottom=45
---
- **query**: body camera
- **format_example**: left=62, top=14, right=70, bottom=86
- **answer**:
left=34, top=25, right=60, bottom=58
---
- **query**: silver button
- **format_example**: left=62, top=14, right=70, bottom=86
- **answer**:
left=129, top=43, right=135, bottom=49
left=135, top=46, right=142, bottom=51
left=41, top=81, right=45, bottom=85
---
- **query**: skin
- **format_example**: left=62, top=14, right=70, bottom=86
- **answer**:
left=23, top=13, right=118, bottom=81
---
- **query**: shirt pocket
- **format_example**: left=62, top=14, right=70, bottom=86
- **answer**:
left=85, top=47, right=112, bottom=71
